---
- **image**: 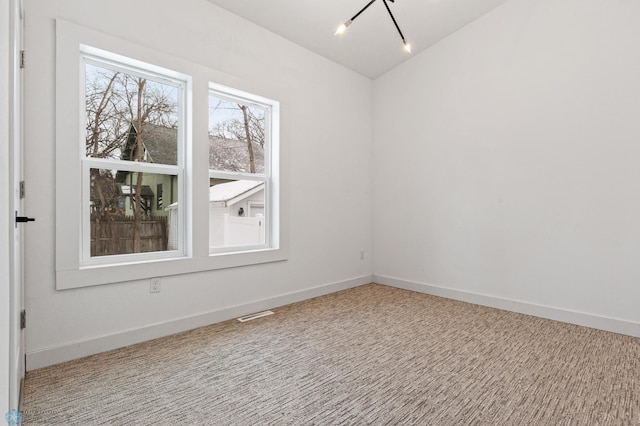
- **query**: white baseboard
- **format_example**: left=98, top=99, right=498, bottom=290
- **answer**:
left=26, top=275, right=372, bottom=370
left=374, top=274, right=640, bottom=338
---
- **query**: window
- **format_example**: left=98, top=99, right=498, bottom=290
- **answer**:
left=55, top=20, right=286, bottom=290
left=157, top=184, right=163, bottom=210
left=81, top=53, right=186, bottom=264
left=208, top=84, right=278, bottom=253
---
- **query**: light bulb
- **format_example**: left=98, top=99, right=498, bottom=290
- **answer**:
left=403, top=42, right=412, bottom=53
left=335, top=20, right=352, bottom=36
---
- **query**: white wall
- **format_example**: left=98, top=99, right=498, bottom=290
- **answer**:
left=24, top=0, right=373, bottom=368
left=26, top=0, right=640, bottom=370
left=374, top=0, right=640, bottom=333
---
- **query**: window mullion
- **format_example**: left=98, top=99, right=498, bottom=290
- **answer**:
left=208, top=171, right=266, bottom=182
left=84, top=158, right=180, bottom=175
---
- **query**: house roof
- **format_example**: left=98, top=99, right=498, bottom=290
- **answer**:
left=209, top=135, right=264, bottom=174
left=119, top=126, right=263, bottom=172
left=120, top=184, right=155, bottom=197
left=121, top=123, right=178, bottom=165
left=167, top=180, right=263, bottom=210
left=209, top=180, right=264, bottom=206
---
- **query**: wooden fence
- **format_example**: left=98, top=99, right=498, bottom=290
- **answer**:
left=90, top=215, right=168, bottom=257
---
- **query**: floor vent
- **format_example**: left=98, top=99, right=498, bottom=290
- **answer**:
left=237, top=310, right=274, bottom=322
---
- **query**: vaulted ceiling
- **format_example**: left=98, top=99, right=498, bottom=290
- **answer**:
left=206, top=0, right=511, bottom=79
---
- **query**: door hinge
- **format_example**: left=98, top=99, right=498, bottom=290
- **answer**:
left=20, top=181, right=25, bottom=199
left=20, top=50, right=25, bottom=69
left=20, top=310, right=26, bottom=329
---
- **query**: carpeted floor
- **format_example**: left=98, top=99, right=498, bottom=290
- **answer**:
left=21, top=284, right=640, bottom=425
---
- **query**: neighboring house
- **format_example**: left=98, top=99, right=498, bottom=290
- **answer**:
left=208, top=180, right=265, bottom=248
left=207, top=135, right=266, bottom=248
left=166, top=135, right=265, bottom=250
left=166, top=180, right=265, bottom=250
left=116, top=123, right=179, bottom=216
left=209, top=180, right=264, bottom=248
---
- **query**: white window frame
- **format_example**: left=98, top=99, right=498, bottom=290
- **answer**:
left=80, top=52, right=188, bottom=266
left=208, top=83, right=279, bottom=255
left=55, top=20, right=288, bottom=290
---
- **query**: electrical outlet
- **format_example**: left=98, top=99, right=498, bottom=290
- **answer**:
left=360, top=250, right=365, bottom=260
left=150, top=277, right=161, bottom=293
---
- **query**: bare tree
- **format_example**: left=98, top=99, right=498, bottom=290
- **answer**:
left=215, top=105, right=264, bottom=148
left=86, top=66, right=178, bottom=154
left=240, top=105, right=256, bottom=173
left=209, top=100, right=265, bottom=173
left=133, top=78, right=146, bottom=253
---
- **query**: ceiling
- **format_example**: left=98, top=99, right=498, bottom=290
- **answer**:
left=206, top=0, right=511, bottom=79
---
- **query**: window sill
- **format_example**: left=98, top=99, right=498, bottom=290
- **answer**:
left=56, top=247, right=287, bottom=290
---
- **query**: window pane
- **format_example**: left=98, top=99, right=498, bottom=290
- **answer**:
left=90, top=168, right=178, bottom=256
left=209, top=180, right=265, bottom=249
left=209, top=95, right=265, bottom=174
left=85, top=63, right=179, bottom=165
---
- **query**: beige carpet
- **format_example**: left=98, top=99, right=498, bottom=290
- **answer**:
left=22, top=284, right=640, bottom=425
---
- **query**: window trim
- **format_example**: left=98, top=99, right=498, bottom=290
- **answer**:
left=55, top=20, right=288, bottom=290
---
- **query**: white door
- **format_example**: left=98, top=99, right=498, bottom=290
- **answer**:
left=8, top=0, right=26, bottom=416
left=1, top=0, right=11, bottom=418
